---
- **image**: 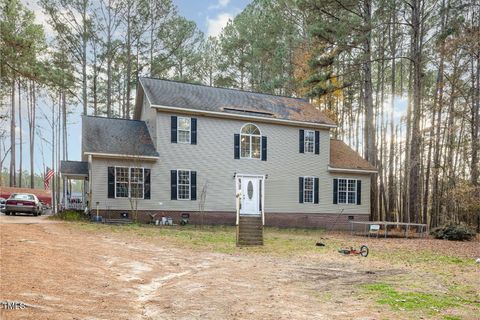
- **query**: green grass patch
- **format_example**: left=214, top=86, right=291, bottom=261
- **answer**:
left=374, top=249, right=471, bottom=267
left=50, top=210, right=87, bottom=221
left=363, top=282, right=479, bottom=315
left=442, top=315, right=463, bottom=320
left=69, top=222, right=329, bottom=255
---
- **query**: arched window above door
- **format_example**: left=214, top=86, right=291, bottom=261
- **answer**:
left=240, top=124, right=261, bottom=159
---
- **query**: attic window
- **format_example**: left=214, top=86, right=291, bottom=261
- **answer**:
left=223, top=107, right=274, bottom=117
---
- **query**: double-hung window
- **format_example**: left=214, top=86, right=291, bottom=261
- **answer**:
left=338, top=178, right=357, bottom=204
left=115, top=167, right=144, bottom=199
left=178, top=117, right=191, bottom=143
left=130, top=168, right=144, bottom=198
left=303, top=177, right=314, bottom=203
left=177, top=170, right=191, bottom=200
left=304, top=130, right=315, bottom=153
left=115, top=167, right=130, bottom=198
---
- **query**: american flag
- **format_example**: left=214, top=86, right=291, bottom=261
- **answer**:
left=44, top=167, right=54, bottom=189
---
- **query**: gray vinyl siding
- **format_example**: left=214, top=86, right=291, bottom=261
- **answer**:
left=141, top=98, right=157, bottom=148
left=91, top=108, right=370, bottom=215
left=90, top=158, right=157, bottom=210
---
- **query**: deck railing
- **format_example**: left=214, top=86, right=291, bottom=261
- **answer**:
left=64, top=197, right=85, bottom=211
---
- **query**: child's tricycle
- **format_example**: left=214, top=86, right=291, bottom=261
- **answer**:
left=338, top=245, right=369, bottom=257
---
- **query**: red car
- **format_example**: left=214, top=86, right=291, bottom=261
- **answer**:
left=5, top=193, right=43, bottom=216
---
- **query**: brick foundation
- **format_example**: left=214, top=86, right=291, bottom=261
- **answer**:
left=91, top=210, right=369, bottom=230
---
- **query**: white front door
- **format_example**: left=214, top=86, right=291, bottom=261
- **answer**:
left=238, top=176, right=262, bottom=215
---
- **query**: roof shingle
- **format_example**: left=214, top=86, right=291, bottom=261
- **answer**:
left=60, top=161, right=88, bottom=175
left=329, top=139, right=376, bottom=171
left=82, top=116, right=158, bottom=157
left=139, top=77, right=336, bottom=126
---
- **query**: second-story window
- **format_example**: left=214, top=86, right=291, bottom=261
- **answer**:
left=240, top=124, right=261, bottom=159
left=304, top=130, right=315, bottom=153
left=178, top=117, right=191, bottom=143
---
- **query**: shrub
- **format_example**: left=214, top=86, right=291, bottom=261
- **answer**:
left=430, top=223, right=475, bottom=241
left=56, top=210, right=86, bottom=221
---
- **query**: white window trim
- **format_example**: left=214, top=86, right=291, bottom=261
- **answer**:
left=303, top=176, right=315, bottom=204
left=304, top=130, right=315, bottom=153
left=177, top=117, right=191, bottom=144
left=240, top=123, right=262, bottom=160
left=114, top=166, right=145, bottom=200
left=176, top=169, right=191, bottom=201
left=337, top=178, right=357, bottom=205
left=130, top=167, right=145, bottom=200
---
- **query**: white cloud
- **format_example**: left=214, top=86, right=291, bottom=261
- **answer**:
left=22, top=0, right=55, bottom=39
left=208, top=0, right=231, bottom=10
left=206, top=12, right=233, bottom=38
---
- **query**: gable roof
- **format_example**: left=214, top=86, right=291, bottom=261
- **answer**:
left=82, top=116, right=159, bottom=158
left=138, top=77, right=336, bottom=127
left=329, top=139, right=377, bottom=172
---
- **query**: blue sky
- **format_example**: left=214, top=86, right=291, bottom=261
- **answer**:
left=4, top=0, right=251, bottom=178
left=176, top=0, right=250, bottom=37
left=6, top=0, right=407, bottom=178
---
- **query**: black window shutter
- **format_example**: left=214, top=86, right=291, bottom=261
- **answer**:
left=108, top=167, right=115, bottom=198
left=299, top=129, right=304, bottom=153
left=314, top=178, right=319, bottom=204
left=315, top=131, right=320, bottom=154
left=191, top=118, right=197, bottom=145
left=261, top=136, right=267, bottom=161
left=170, top=170, right=177, bottom=200
left=234, top=134, right=240, bottom=159
left=171, top=116, right=177, bottom=143
left=144, top=169, right=151, bottom=199
left=356, top=180, right=362, bottom=205
left=299, top=177, right=304, bottom=203
left=333, top=178, right=338, bottom=204
left=190, top=171, right=197, bottom=200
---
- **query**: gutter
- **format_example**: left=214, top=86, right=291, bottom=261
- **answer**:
left=84, top=152, right=159, bottom=161
left=328, top=165, right=377, bottom=174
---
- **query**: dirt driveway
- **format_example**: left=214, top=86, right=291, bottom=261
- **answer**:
left=0, top=215, right=407, bottom=319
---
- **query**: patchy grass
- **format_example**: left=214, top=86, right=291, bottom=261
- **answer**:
left=363, top=282, right=480, bottom=317
left=364, top=282, right=456, bottom=311
left=374, top=249, right=472, bottom=267
left=63, top=221, right=479, bottom=319
left=72, top=222, right=329, bottom=255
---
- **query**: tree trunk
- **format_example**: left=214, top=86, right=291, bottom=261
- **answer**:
left=408, top=0, right=424, bottom=224
left=10, top=78, right=16, bottom=187
left=387, top=0, right=397, bottom=221
left=362, top=0, right=377, bottom=220
left=82, top=0, right=88, bottom=116
left=431, top=0, right=449, bottom=227
left=18, top=81, right=23, bottom=188
left=125, top=3, right=132, bottom=119
left=29, top=81, right=36, bottom=188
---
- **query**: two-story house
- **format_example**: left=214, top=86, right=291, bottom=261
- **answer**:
left=65, top=77, right=376, bottom=229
